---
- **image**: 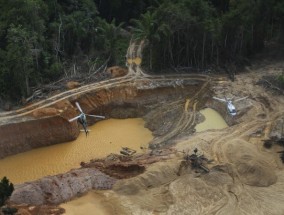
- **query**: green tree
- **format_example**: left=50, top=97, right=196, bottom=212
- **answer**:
left=273, top=0, right=284, bottom=43
left=150, top=0, right=217, bottom=69
left=6, top=25, right=37, bottom=97
left=0, top=177, right=14, bottom=207
left=0, top=0, right=47, bottom=99
left=52, top=0, right=99, bottom=56
left=96, top=19, right=126, bottom=65
left=94, top=0, right=149, bottom=24
left=131, top=10, right=170, bottom=69
left=134, top=0, right=280, bottom=71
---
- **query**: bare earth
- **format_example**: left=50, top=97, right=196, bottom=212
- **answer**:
left=89, top=61, right=284, bottom=215
left=2, top=41, right=284, bottom=214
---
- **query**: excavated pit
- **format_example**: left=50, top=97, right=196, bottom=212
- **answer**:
left=1, top=73, right=250, bottom=209
left=0, top=77, right=212, bottom=159
left=2, top=40, right=284, bottom=214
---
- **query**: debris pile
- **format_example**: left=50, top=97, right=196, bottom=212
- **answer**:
left=263, top=118, right=284, bottom=162
left=177, top=148, right=212, bottom=176
left=120, top=147, right=136, bottom=156
left=80, top=148, right=175, bottom=179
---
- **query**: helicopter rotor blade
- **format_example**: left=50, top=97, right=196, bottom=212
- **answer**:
left=68, top=115, right=81, bottom=122
left=213, top=97, right=226, bottom=102
left=86, top=114, right=105, bottom=119
left=75, top=102, right=83, bottom=113
left=234, top=96, right=248, bottom=102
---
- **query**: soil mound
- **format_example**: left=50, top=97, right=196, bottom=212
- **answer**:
left=111, top=161, right=179, bottom=213
left=99, top=61, right=284, bottom=214
left=10, top=168, right=116, bottom=205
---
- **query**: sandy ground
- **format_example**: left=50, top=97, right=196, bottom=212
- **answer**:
left=2, top=66, right=283, bottom=215
left=2, top=42, right=284, bottom=214
left=81, top=61, right=284, bottom=215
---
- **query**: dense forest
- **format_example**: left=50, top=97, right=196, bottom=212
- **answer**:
left=0, top=0, right=283, bottom=101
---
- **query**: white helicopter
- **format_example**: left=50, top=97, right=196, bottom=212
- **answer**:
left=213, top=96, right=248, bottom=116
left=69, top=102, right=105, bottom=136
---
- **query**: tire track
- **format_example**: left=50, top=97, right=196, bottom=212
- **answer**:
left=0, top=40, right=211, bottom=130
left=151, top=76, right=210, bottom=146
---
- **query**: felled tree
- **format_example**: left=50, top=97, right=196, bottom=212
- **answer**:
left=0, top=177, right=14, bottom=207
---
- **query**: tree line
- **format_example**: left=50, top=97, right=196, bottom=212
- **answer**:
left=0, top=0, right=283, bottom=101
left=131, top=0, right=284, bottom=71
left=0, top=0, right=129, bottom=101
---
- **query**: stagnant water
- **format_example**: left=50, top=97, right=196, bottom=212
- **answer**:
left=60, top=108, right=229, bottom=215
left=195, top=108, right=228, bottom=132
left=127, top=57, right=142, bottom=65
left=0, top=108, right=228, bottom=214
left=61, top=191, right=112, bottom=215
left=0, top=118, right=153, bottom=184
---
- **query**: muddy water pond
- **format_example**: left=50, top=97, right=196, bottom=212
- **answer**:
left=60, top=191, right=112, bottom=215
left=0, top=118, right=153, bottom=184
left=62, top=108, right=229, bottom=215
left=195, top=108, right=228, bottom=132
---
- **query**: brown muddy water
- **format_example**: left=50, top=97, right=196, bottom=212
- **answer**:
left=0, top=118, right=153, bottom=184
left=61, top=108, right=229, bottom=215
left=61, top=191, right=112, bottom=215
left=127, top=57, right=142, bottom=65
left=195, top=108, right=228, bottom=132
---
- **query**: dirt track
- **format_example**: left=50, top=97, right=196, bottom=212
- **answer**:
left=91, top=60, right=284, bottom=215
left=0, top=40, right=208, bottom=121
left=2, top=41, right=284, bottom=214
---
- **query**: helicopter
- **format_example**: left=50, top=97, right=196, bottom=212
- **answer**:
left=213, top=96, right=248, bottom=116
left=69, top=102, right=105, bottom=136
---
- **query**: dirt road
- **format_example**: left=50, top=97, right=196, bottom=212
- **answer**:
left=95, top=60, right=284, bottom=215
left=3, top=41, right=284, bottom=214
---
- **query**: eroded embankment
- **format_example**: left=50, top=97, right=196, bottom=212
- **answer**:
left=0, top=116, right=78, bottom=159
left=0, top=77, right=209, bottom=159
left=0, top=118, right=153, bottom=184
left=10, top=168, right=117, bottom=205
left=1, top=75, right=212, bottom=208
left=6, top=60, right=284, bottom=214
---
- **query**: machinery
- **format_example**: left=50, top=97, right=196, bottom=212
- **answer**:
left=69, top=102, right=105, bottom=136
left=213, top=96, right=248, bottom=116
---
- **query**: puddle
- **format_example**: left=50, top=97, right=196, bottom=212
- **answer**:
left=0, top=118, right=153, bottom=184
left=127, top=57, right=142, bottom=65
left=60, top=191, right=112, bottom=215
left=195, top=108, right=228, bottom=132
